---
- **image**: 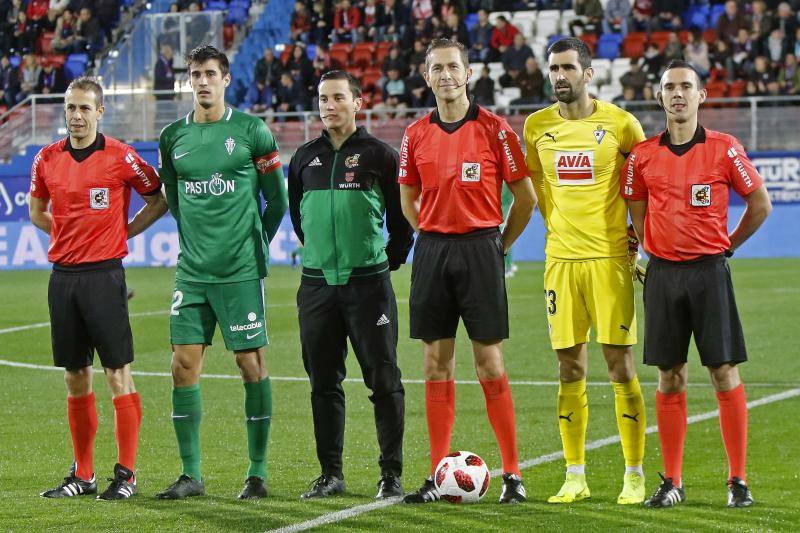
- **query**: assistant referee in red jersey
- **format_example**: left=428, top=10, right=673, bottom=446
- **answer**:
left=622, top=60, right=772, bottom=509
left=29, top=77, right=167, bottom=500
left=399, top=39, right=536, bottom=504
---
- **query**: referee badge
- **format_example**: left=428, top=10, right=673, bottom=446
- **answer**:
left=461, top=162, right=481, bottom=182
left=89, top=188, right=109, bottom=209
left=691, top=184, right=712, bottom=207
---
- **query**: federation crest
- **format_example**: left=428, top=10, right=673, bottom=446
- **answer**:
left=345, top=154, right=360, bottom=168
left=691, top=184, right=711, bottom=206
left=225, top=137, right=236, bottom=155
left=89, top=188, right=109, bottom=209
left=593, top=125, right=606, bottom=144
left=461, top=162, right=481, bottom=182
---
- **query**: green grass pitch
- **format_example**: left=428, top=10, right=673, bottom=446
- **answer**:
left=0, top=259, right=798, bottom=531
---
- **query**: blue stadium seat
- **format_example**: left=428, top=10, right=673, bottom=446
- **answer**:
left=597, top=34, right=622, bottom=59
left=465, top=13, right=478, bottom=30
left=710, top=4, right=726, bottom=25
left=684, top=5, right=710, bottom=30
left=548, top=34, right=568, bottom=48
left=64, top=61, right=86, bottom=81
left=9, top=55, right=20, bottom=68
left=306, top=44, right=316, bottom=60
left=227, top=6, right=248, bottom=24
left=67, top=53, right=89, bottom=65
left=207, top=0, right=227, bottom=9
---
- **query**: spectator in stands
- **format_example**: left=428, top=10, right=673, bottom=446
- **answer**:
left=439, top=0, right=460, bottom=21
left=286, top=42, right=314, bottom=92
left=309, top=1, right=329, bottom=46
left=382, top=0, right=407, bottom=42
left=750, top=55, right=776, bottom=94
left=663, top=30, right=683, bottom=62
left=382, top=46, right=408, bottom=77
left=471, top=65, right=494, bottom=106
left=732, top=29, right=756, bottom=78
left=631, top=0, right=653, bottom=32
left=363, top=0, right=386, bottom=42
left=511, top=56, right=544, bottom=106
left=642, top=42, right=664, bottom=81
left=290, top=1, right=312, bottom=42
left=750, top=0, right=774, bottom=43
left=766, top=28, right=789, bottom=64
left=73, top=7, right=100, bottom=53
left=14, top=11, right=36, bottom=53
left=498, top=66, right=519, bottom=89
left=778, top=53, right=800, bottom=93
left=409, top=39, right=426, bottom=67
left=774, top=3, right=797, bottom=48
left=619, top=58, right=647, bottom=97
left=41, top=8, right=59, bottom=32
left=37, top=59, right=66, bottom=100
left=0, top=54, right=19, bottom=106
left=794, top=27, right=800, bottom=58
left=569, top=0, right=603, bottom=36
left=154, top=43, right=176, bottom=100
left=26, top=0, right=49, bottom=24
left=244, top=80, right=272, bottom=114
left=651, top=0, right=683, bottom=31
left=374, top=67, right=407, bottom=119
left=185, top=2, right=211, bottom=51
left=17, top=53, right=40, bottom=102
left=613, top=84, right=637, bottom=104
left=52, top=9, right=75, bottom=53
left=502, top=33, right=534, bottom=73
left=311, top=45, right=339, bottom=75
left=411, top=0, right=433, bottom=23
left=332, top=0, right=361, bottom=43
left=716, top=0, right=747, bottom=46
left=603, top=0, right=631, bottom=36
left=442, top=12, right=469, bottom=46
left=275, top=71, right=306, bottom=120
left=744, top=79, right=762, bottom=97
left=405, top=61, right=432, bottom=107
left=710, top=38, right=735, bottom=81
left=490, top=15, right=518, bottom=57
left=255, top=47, right=282, bottom=91
left=50, top=0, right=71, bottom=13
left=468, top=9, right=492, bottom=63
left=685, top=27, right=710, bottom=78
left=94, top=0, right=118, bottom=43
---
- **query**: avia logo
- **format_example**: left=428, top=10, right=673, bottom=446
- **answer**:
left=622, top=412, right=640, bottom=422
left=555, top=151, right=595, bottom=185
left=559, top=411, right=574, bottom=422
left=308, top=157, right=322, bottom=167
left=225, top=137, right=236, bottom=155
left=184, top=173, right=236, bottom=196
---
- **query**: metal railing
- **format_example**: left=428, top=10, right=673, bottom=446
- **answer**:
left=2, top=95, right=799, bottom=161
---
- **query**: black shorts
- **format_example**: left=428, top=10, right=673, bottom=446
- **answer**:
left=48, top=259, right=134, bottom=371
left=643, top=254, right=747, bottom=368
left=409, top=228, right=508, bottom=341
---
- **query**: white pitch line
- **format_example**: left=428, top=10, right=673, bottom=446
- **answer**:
left=0, top=359, right=791, bottom=388
left=269, top=387, right=800, bottom=533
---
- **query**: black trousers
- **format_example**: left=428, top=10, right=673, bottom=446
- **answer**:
left=297, top=274, right=405, bottom=478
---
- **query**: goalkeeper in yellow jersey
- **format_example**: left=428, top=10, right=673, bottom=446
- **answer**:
left=523, top=37, right=647, bottom=505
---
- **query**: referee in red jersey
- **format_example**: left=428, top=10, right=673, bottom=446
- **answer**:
left=399, top=39, right=537, bottom=504
left=622, top=60, right=772, bottom=509
left=29, top=77, right=167, bottom=500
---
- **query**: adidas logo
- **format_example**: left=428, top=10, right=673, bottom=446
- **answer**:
left=376, top=314, right=390, bottom=326
left=308, top=157, right=322, bottom=167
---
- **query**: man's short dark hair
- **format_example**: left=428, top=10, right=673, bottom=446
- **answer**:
left=319, top=69, right=362, bottom=98
left=66, top=76, right=103, bottom=108
left=186, top=45, right=230, bottom=76
left=661, top=59, right=704, bottom=88
left=547, top=37, right=592, bottom=70
left=425, top=38, right=469, bottom=71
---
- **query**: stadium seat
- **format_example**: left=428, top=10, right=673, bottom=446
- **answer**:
left=684, top=5, right=710, bottom=30
left=536, top=11, right=561, bottom=38
left=223, top=24, right=235, bottom=49
left=703, top=29, right=716, bottom=44
left=360, top=68, right=382, bottom=91
left=328, top=45, right=350, bottom=66
left=729, top=79, right=746, bottom=97
left=374, top=41, right=393, bottom=65
left=649, top=31, right=671, bottom=52
left=597, top=34, right=621, bottom=60
left=560, top=9, right=577, bottom=33
left=579, top=33, right=598, bottom=54
left=206, top=0, right=227, bottom=10
left=591, top=58, right=611, bottom=84
left=465, top=13, right=478, bottom=31
left=352, top=47, right=373, bottom=69
left=227, top=7, right=248, bottom=25
left=705, top=80, right=727, bottom=99
left=64, top=60, right=86, bottom=81
left=622, top=33, right=646, bottom=58
left=710, top=4, right=726, bottom=25
left=548, top=34, right=568, bottom=49
left=9, top=56, right=20, bottom=68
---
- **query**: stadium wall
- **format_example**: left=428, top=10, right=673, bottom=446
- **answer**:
left=1, top=150, right=798, bottom=270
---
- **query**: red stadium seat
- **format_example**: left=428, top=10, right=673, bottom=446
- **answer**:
left=703, top=29, right=716, bottom=44
left=678, top=30, right=690, bottom=45
left=622, top=32, right=646, bottom=58
left=705, top=80, right=728, bottom=101
left=649, top=31, right=671, bottom=52
left=352, top=48, right=373, bottom=69
left=223, top=24, right=235, bottom=49
left=579, top=34, right=597, bottom=54
left=328, top=46, right=350, bottom=66
left=361, top=67, right=382, bottom=92
left=729, top=79, right=746, bottom=97
left=374, top=41, right=393, bottom=65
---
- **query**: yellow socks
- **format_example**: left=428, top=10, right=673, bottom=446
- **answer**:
left=557, top=379, right=588, bottom=467
left=612, top=375, right=646, bottom=468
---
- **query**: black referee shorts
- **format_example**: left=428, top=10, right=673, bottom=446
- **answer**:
left=409, top=228, right=508, bottom=341
left=48, top=259, right=134, bottom=371
left=643, top=254, right=747, bottom=368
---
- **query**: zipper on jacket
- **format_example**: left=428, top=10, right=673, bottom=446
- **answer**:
left=330, top=151, right=339, bottom=281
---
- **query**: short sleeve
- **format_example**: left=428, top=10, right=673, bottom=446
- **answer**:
left=724, top=139, right=763, bottom=197
left=158, top=130, right=178, bottom=186
left=251, top=119, right=281, bottom=174
left=397, top=130, right=420, bottom=185
left=523, top=117, right=543, bottom=178
left=620, top=147, right=648, bottom=201
left=495, top=118, right=528, bottom=183
left=619, top=112, right=646, bottom=156
left=124, top=148, right=161, bottom=195
left=29, top=148, right=49, bottom=200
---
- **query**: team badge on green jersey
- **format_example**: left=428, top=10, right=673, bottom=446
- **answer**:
left=225, top=137, right=236, bottom=155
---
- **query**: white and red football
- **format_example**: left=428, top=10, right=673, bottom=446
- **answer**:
left=433, top=451, right=490, bottom=504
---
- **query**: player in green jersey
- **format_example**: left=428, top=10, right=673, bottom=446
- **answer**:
left=155, top=45, right=288, bottom=500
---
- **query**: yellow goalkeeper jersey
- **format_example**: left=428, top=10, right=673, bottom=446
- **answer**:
left=523, top=100, right=645, bottom=260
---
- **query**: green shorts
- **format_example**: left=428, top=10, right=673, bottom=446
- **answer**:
left=170, top=278, right=268, bottom=351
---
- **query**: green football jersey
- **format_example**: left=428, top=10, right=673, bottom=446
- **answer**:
left=159, top=107, right=282, bottom=283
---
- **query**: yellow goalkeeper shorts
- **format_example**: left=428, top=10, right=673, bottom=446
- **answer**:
left=543, top=257, right=637, bottom=350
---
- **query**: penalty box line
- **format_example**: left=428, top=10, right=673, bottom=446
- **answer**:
left=268, top=387, right=800, bottom=533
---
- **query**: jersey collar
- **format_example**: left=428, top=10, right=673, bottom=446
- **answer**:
left=185, top=106, right=233, bottom=125
left=659, top=125, right=706, bottom=156
left=64, top=132, right=106, bottom=163
left=430, top=100, right=479, bottom=134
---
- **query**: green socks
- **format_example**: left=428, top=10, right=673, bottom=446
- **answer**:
left=244, top=378, right=273, bottom=479
left=172, top=384, right=203, bottom=480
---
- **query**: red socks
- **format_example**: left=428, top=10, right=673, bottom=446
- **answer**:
left=480, top=374, right=520, bottom=476
left=655, top=390, right=687, bottom=486
left=425, top=380, right=455, bottom=474
left=67, top=393, right=98, bottom=480
left=113, top=392, right=142, bottom=472
left=717, top=383, right=748, bottom=482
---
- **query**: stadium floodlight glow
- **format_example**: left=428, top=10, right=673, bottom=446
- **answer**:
left=146, top=2, right=151, bottom=9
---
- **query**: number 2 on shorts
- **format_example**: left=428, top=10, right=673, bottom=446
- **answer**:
left=170, top=290, right=184, bottom=316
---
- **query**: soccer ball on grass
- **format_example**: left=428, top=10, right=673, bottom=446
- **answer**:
left=434, top=451, right=490, bottom=503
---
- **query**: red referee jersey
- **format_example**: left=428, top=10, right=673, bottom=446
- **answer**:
left=398, top=102, right=528, bottom=234
left=621, top=126, right=763, bottom=261
left=29, top=134, right=161, bottom=265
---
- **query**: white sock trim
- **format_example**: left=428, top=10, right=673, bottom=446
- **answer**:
left=567, top=464, right=585, bottom=475
left=625, top=465, right=644, bottom=476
